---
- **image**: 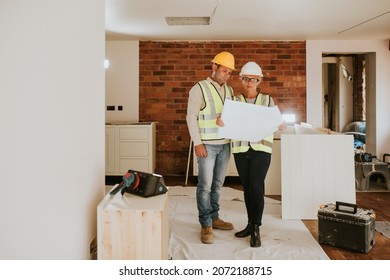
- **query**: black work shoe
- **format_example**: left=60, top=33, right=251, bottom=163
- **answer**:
left=250, top=224, right=261, bottom=247
left=235, top=223, right=253, bottom=238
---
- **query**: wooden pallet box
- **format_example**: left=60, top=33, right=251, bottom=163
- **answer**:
left=97, top=189, right=169, bottom=259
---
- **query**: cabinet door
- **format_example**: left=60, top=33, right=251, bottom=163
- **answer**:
left=105, top=126, right=116, bottom=174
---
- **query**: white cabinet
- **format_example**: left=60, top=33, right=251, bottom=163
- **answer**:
left=192, top=139, right=281, bottom=195
left=105, top=122, right=156, bottom=175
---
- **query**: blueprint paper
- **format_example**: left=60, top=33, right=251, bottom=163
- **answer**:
left=217, top=99, right=284, bottom=142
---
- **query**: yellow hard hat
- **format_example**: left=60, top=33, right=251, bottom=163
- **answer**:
left=211, top=51, right=236, bottom=70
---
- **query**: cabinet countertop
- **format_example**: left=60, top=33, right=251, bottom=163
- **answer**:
left=105, top=122, right=155, bottom=125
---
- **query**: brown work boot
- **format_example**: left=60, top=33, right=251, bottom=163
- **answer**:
left=212, top=218, right=234, bottom=230
left=200, top=226, right=214, bottom=244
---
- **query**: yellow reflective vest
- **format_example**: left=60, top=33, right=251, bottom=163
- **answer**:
left=231, top=94, right=274, bottom=154
left=197, top=80, right=234, bottom=141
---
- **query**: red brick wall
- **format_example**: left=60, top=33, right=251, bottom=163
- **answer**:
left=139, top=41, right=306, bottom=175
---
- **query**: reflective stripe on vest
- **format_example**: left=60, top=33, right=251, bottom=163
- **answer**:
left=198, top=80, right=233, bottom=141
left=231, top=94, right=274, bottom=154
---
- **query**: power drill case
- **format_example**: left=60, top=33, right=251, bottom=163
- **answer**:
left=318, top=201, right=375, bottom=253
left=122, top=169, right=168, bottom=198
left=109, top=169, right=168, bottom=198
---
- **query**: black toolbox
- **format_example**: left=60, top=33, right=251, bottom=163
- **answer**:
left=318, top=201, right=376, bottom=253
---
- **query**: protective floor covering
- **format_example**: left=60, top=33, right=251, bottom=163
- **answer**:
left=375, top=221, right=390, bottom=239
left=168, top=186, right=329, bottom=260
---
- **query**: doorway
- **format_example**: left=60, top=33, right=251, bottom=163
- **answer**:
left=322, top=52, right=376, bottom=154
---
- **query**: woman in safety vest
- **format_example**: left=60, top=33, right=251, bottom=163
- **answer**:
left=217, top=61, right=286, bottom=247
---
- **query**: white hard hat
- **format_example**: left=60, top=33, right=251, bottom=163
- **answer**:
left=239, top=62, right=263, bottom=77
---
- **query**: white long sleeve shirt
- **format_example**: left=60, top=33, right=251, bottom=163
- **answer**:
left=186, top=77, right=232, bottom=146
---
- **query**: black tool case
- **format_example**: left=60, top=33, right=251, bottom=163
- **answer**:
left=318, top=201, right=376, bottom=253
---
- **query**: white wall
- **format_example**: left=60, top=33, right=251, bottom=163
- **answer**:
left=307, top=40, right=390, bottom=159
left=105, top=41, right=139, bottom=123
left=0, top=0, right=105, bottom=259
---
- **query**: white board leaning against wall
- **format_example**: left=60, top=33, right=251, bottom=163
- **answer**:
left=281, top=124, right=356, bottom=219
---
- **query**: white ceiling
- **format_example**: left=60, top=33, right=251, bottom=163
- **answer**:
left=105, top=0, right=390, bottom=41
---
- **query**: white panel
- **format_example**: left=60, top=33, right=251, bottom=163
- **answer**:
left=119, top=142, right=149, bottom=157
left=281, top=134, right=356, bottom=219
left=119, top=127, right=149, bottom=140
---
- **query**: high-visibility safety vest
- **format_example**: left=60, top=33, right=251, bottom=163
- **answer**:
left=197, top=80, right=234, bottom=141
left=231, top=94, right=274, bottom=154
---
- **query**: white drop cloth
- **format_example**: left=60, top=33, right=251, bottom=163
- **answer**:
left=167, top=186, right=329, bottom=260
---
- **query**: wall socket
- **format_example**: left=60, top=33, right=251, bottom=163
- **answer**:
left=106, top=105, right=123, bottom=111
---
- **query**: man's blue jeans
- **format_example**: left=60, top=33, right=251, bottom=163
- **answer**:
left=196, top=143, right=230, bottom=227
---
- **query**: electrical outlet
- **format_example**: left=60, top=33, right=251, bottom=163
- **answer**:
left=118, top=106, right=123, bottom=111
left=107, top=106, right=115, bottom=111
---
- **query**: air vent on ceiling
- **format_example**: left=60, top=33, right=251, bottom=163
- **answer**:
left=165, top=17, right=211, bottom=26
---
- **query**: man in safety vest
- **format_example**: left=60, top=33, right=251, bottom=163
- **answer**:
left=186, top=51, right=235, bottom=244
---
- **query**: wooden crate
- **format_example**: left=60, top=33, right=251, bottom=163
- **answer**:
left=97, top=189, right=168, bottom=259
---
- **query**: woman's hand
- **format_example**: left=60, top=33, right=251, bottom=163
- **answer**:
left=279, top=121, right=287, bottom=131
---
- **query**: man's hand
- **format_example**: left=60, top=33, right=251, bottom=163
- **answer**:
left=195, top=144, right=207, bottom=158
left=216, top=116, right=224, bottom=127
